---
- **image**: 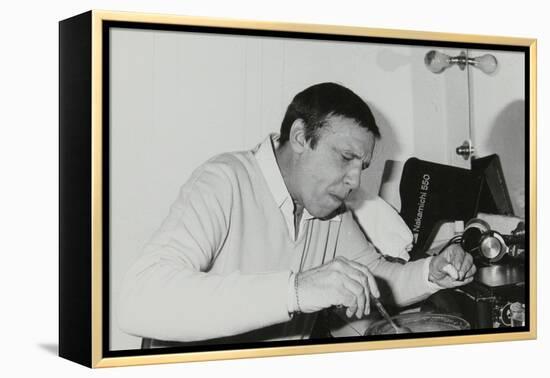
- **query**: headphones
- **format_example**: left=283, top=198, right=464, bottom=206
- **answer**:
left=461, top=219, right=510, bottom=263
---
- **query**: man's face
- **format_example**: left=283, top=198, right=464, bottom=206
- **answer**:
left=293, top=115, right=376, bottom=219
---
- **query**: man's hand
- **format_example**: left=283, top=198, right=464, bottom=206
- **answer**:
left=296, top=256, right=380, bottom=319
left=429, top=244, right=476, bottom=288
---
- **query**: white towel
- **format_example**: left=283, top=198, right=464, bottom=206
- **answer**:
left=352, top=196, right=413, bottom=261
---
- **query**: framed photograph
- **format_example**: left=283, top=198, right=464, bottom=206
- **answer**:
left=59, top=10, right=537, bottom=368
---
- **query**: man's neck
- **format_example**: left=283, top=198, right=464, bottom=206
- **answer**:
left=274, top=142, right=299, bottom=204
left=275, top=142, right=304, bottom=239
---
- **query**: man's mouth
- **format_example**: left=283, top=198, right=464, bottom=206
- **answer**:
left=329, top=193, right=346, bottom=203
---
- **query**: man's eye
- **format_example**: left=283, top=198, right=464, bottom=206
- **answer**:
left=342, top=155, right=353, bottom=162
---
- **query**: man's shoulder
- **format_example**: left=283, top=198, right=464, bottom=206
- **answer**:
left=184, top=150, right=259, bottom=194
left=199, top=150, right=257, bottom=179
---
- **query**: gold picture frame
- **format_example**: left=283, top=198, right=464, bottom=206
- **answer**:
left=59, top=10, right=537, bottom=368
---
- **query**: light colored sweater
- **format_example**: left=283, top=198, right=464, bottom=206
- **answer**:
left=117, top=136, right=439, bottom=343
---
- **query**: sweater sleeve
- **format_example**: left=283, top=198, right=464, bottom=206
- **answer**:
left=117, top=161, right=291, bottom=342
left=335, top=213, right=440, bottom=307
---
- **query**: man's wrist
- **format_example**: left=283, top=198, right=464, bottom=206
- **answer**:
left=294, top=272, right=302, bottom=313
left=424, top=257, right=442, bottom=291
left=287, top=271, right=300, bottom=315
left=426, top=255, right=440, bottom=284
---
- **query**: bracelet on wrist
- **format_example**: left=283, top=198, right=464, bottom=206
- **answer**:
left=294, top=272, right=302, bottom=313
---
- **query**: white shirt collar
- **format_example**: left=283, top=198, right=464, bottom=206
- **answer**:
left=253, top=134, right=295, bottom=209
left=253, top=134, right=340, bottom=240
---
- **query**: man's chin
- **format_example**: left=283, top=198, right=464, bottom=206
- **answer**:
left=317, top=203, right=347, bottom=220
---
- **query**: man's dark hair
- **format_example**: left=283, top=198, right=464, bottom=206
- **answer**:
left=279, top=82, right=380, bottom=148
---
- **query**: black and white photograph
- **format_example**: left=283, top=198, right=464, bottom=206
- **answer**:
left=102, top=19, right=531, bottom=354
left=55, top=7, right=538, bottom=369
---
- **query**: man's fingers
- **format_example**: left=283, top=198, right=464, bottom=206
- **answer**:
left=464, top=262, right=477, bottom=279
left=340, top=291, right=357, bottom=318
left=338, top=259, right=376, bottom=314
left=442, top=264, right=459, bottom=280
left=340, top=276, right=366, bottom=318
left=327, top=257, right=380, bottom=317
left=449, top=246, right=465, bottom=279
left=459, top=253, right=475, bottom=280
left=346, top=259, right=380, bottom=298
left=334, top=285, right=357, bottom=316
left=441, top=245, right=466, bottom=280
left=447, top=276, right=474, bottom=288
left=364, top=292, right=371, bottom=316
left=366, top=271, right=380, bottom=300
left=333, top=258, right=372, bottom=298
left=344, top=278, right=366, bottom=318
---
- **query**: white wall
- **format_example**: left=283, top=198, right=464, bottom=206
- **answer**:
left=470, top=49, right=526, bottom=216
left=1, top=0, right=546, bottom=377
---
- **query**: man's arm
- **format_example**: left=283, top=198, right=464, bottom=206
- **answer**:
left=336, top=212, right=475, bottom=308
left=335, top=212, right=440, bottom=307
left=117, top=161, right=291, bottom=342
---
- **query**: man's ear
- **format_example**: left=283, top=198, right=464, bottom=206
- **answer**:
left=288, top=119, right=308, bottom=153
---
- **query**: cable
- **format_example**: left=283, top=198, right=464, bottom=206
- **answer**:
left=435, top=235, right=463, bottom=255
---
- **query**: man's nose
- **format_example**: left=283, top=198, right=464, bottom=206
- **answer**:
left=344, top=166, right=362, bottom=191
